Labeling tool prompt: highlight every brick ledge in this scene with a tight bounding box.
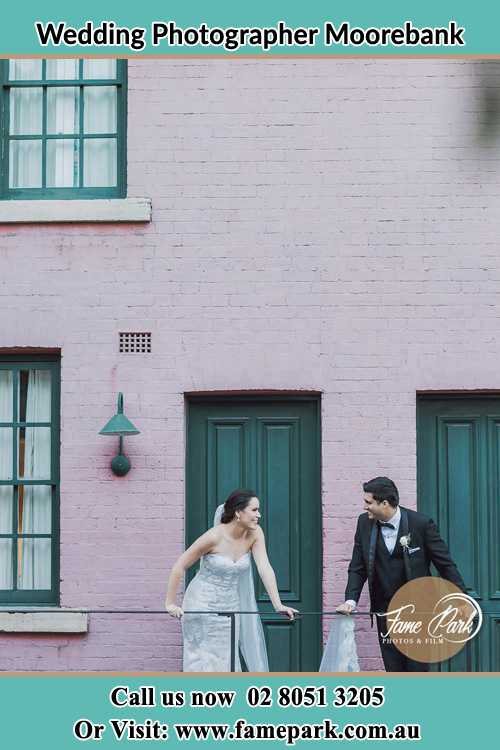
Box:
[0,610,88,633]
[0,198,152,224]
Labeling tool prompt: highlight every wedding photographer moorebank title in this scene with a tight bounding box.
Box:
[34,20,466,53]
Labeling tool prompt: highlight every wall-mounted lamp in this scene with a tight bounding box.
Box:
[99,392,140,476]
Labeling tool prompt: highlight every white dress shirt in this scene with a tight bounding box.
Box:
[379,506,401,554]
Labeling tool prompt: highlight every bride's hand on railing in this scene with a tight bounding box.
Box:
[165,602,184,618]
[275,604,299,621]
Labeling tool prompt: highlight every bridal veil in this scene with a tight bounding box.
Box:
[213,504,268,671]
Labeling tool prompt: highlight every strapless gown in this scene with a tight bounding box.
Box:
[182,552,251,672]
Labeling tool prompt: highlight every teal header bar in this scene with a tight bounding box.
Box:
[0,2,496,56]
[0,674,497,747]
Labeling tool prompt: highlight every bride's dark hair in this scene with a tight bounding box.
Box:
[221,489,257,524]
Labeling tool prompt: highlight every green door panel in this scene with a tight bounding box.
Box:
[417,396,500,671]
[186,396,321,671]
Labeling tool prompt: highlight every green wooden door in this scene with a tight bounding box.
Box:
[186,396,321,671]
[417,396,500,671]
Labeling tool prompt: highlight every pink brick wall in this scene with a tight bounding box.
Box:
[1,59,499,670]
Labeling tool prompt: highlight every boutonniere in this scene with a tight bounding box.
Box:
[400,533,412,552]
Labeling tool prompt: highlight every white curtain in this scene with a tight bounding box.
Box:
[83,86,117,187]
[10,87,42,135]
[0,371,13,589]
[84,138,117,187]
[46,59,79,80]
[83,60,116,79]
[9,60,42,80]
[9,60,118,189]
[84,86,116,134]
[18,370,52,590]
[9,88,43,189]
[46,87,80,188]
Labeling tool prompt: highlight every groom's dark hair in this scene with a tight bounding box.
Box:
[363,476,399,507]
[221,489,257,523]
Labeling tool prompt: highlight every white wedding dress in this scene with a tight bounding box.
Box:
[319,616,360,672]
[181,507,268,672]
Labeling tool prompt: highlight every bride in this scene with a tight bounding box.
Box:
[165,489,297,671]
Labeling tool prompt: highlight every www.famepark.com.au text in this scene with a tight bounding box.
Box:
[173,717,421,744]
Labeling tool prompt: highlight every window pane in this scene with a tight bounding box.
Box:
[10,87,43,135]
[0,486,13,533]
[47,140,80,187]
[9,60,42,81]
[84,86,117,134]
[0,429,13,479]
[47,87,80,134]
[9,140,42,188]
[0,541,13,589]
[18,485,51,534]
[17,538,51,589]
[46,59,79,80]
[19,370,51,422]
[84,138,117,187]
[18,427,51,480]
[0,371,13,422]
[83,60,116,79]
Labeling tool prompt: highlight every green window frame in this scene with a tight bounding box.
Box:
[0,356,60,605]
[0,59,127,199]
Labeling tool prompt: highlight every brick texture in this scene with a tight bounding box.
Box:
[2,59,499,671]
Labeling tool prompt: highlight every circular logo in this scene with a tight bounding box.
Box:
[382,577,482,663]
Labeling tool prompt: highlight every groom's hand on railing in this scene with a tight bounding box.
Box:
[335,601,356,615]
[275,605,299,621]
[165,603,184,618]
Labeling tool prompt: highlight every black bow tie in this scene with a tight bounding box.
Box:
[378,520,395,529]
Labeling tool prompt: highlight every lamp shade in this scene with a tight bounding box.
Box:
[99,393,140,436]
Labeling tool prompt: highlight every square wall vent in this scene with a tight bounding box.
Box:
[119,332,152,354]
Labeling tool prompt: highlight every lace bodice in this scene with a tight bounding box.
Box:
[182,550,265,671]
[198,552,251,589]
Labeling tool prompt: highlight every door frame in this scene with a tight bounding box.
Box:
[184,391,323,667]
[416,392,499,671]
[416,390,500,515]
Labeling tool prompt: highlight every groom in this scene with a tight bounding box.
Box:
[337,476,467,672]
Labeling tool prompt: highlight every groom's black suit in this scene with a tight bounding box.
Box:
[345,506,467,672]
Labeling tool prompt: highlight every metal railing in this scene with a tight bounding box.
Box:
[0,607,375,672]
[182,610,375,672]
